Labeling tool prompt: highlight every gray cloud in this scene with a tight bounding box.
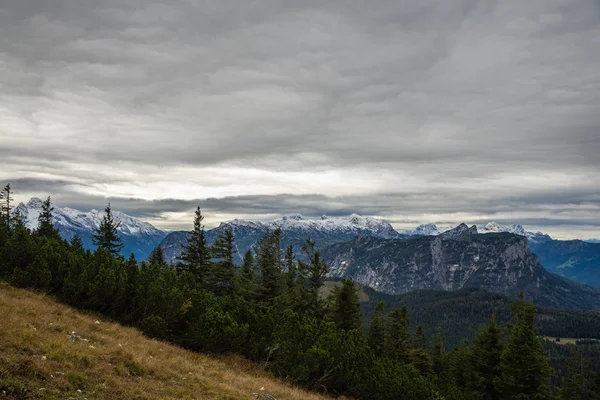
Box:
[1,0,599,238]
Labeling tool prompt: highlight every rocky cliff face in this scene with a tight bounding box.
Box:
[322,233,600,310]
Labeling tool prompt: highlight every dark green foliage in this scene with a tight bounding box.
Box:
[331,278,362,331]
[177,206,211,285]
[468,316,503,400]
[368,302,386,357]
[256,229,283,304]
[497,293,553,399]
[0,183,13,226]
[300,239,329,318]
[92,203,124,257]
[36,196,60,239]
[559,348,599,400]
[210,228,236,296]
[147,245,166,266]
[385,306,411,364]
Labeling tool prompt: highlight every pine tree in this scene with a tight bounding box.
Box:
[411,325,432,375]
[284,244,298,306]
[256,229,283,304]
[177,206,211,285]
[497,293,553,399]
[92,203,123,257]
[560,347,596,400]
[37,196,59,238]
[385,306,411,365]
[241,249,255,282]
[210,228,236,296]
[431,325,446,375]
[368,302,386,357]
[148,245,166,266]
[469,315,503,400]
[331,278,362,331]
[301,238,329,318]
[1,183,13,226]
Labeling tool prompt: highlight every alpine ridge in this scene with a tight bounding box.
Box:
[13,198,167,260]
[321,232,600,310]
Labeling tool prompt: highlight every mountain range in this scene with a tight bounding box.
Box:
[13,198,167,260]
[321,228,600,310]
[13,198,600,295]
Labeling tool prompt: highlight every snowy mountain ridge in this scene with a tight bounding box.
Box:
[13,198,165,237]
[219,213,399,238]
[12,198,167,260]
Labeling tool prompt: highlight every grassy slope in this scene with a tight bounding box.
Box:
[0,283,331,400]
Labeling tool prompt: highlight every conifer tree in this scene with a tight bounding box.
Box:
[560,348,596,400]
[301,238,329,318]
[497,293,553,399]
[148,245,166,266]
[284,244,298,305]
[92,203,123,257]
[411,325,432,375]
[368,301,386,357]
[241,249,255,282]
[177,206,211,284]
[331,278,362,331]
[1,183,13,226]
[385,306,411,365]
[210,228,236,296]
[256,229,283,304]
[37,196,59,238]
[469,315,503,400]
[431,325,446,375]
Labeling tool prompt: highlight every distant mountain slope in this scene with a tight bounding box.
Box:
[321,233,600,310]
[355,285,600,347]
[530,240,600,288]
[401,221,553,243]
[0,282,327,400]
[13,198,167,260]
[160,214,404,262]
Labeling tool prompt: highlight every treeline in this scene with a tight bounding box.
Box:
[1,184,599,399]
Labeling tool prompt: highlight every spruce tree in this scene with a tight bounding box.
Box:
[210,228,236,296]
[284,244,298,306]
[469,315,503,400]
[92,203,123,257]
[148,245,166,266]
[331,278,362,331]
[241,249,255,282]
[1,183,13,226]
[497,293,553,399]
[256,229,283,304]
[37,196,59,238]
[177,206,211,285]
[301,238,329,318]
[385,306,411,365]
[411,325,432,375]
[431,325,446,375]
[368,301,386,357]
[560,348,596,400]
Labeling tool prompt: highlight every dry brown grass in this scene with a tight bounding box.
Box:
[0,282,333,400]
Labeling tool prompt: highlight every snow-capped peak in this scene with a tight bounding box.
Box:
[12,198,165,237]
[480,221,527,236]
[26,197,44,208]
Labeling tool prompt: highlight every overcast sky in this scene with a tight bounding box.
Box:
[1,0,599,238]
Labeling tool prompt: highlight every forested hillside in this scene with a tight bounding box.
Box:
[1,185,599,399]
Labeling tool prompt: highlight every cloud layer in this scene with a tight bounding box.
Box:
[1,0,599,238]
